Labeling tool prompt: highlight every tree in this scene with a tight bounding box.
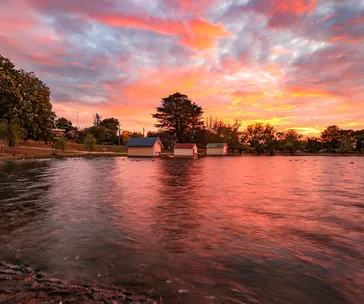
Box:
[131,132,144,138]
[320,125,342,152]
[100,117,119,131]
[283,129,303,155]
[354,130,364,153]
[86,126,106,143]
[306,137,322,153]
[93,113,102,126]
[152,92,203,143]
[147,130,175,148]
[338,129,354,154]
[205,117,242,151]
[53,136,68,151]
[266,132,283,156]
[0,117,25,147]
[55,117,73,132]
[84,133,96,152]
[0,55,55,143]
[241,123,276,156]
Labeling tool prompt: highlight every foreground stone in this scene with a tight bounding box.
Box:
[0,261,156,304]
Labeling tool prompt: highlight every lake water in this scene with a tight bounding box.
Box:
[0,156,363,303]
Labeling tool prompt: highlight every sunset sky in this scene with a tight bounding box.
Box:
[0,0,363,135]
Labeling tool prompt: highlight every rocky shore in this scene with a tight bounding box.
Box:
[0,261,156,304]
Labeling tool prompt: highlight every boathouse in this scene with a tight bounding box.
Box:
[174,143,198,157]
[126,137,163,157]
[206,143,228,155]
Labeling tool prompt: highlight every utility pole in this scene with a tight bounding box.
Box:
[143,127,145,137]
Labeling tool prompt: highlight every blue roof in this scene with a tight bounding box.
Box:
[126,137,162,147]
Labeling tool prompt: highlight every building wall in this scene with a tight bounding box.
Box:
[154,142,162,155]
[128,147,155,156]
[206,147,227,155]
[174,149,194,156]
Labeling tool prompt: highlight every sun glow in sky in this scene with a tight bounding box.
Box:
[1,0,363,135]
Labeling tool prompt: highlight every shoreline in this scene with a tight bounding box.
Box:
[0,261,157,304]
[1,151,363,161]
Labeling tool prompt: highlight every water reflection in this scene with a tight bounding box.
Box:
[0,157,363,303]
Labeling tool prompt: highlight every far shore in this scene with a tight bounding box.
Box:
[1,149,363,162]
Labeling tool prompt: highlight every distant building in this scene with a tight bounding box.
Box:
[125,137,163,157]
[174,143,198,157]
[206,143,228,155]
[51,129,65,139]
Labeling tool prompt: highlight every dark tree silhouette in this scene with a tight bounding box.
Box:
[152,92,203,143]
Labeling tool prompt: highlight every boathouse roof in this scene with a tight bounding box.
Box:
[174,143,197,149]
[126,137,163,147]
[206,143,228,148]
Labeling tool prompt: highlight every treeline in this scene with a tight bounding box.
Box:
[149,92,364,155]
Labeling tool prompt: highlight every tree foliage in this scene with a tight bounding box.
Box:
[0,55,55,143]
[283,129,303,155]
[306,137,322,153]
[53,136,68,151]
[204,117,242,150]
[0,117,25,147]
[84,133,96,152]
[152,92,203,143]
[354,130,364,153]
[320,125,342,152]
[93,113,102,126]
[241,123,276,155]
[100,117,119,131]
[55,117,73,132]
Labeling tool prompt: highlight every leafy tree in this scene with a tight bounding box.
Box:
[266,132,283,156]
[320,125,342,152]
[152,92,203,143]
[283,129,303,155]
[93,113,102,126]
[354,130,364,153]
[86,126,106,143]
[241,123,276,156]
[205,117,242,151]
[53,136,68,151]
[100,117,119,131]
[121,133,130,145]
[0,117,25,147]
[306,137,323,153]
[84,133,96,152]
[338,130,354,154]
[55,117,73,132]
[0,55,55,143]
[147,130,175,148]
[131,132,144,138]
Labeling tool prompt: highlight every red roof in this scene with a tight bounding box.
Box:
[174,143,196,149]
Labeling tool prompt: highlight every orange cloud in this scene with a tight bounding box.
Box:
[272,0,317,14]
[90,13,230,50]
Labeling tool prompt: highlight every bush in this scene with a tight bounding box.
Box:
[84,133,96,152]
[54,136,68,151]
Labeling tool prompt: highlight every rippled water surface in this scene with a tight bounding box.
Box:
[0,157,363,303]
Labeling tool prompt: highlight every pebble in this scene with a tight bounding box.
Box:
[177,289,188,294]
[204,295,215,300]
[63,257,68,261]
[165,280,171,284]
[75,256,80,260]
